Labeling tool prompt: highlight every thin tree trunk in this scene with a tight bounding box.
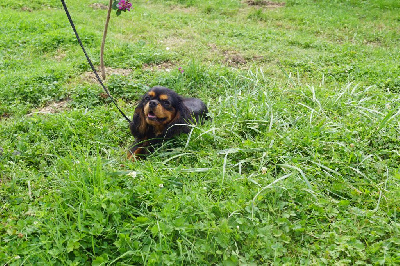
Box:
[100,0,113,80]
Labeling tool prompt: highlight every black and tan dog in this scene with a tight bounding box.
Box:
[128,86,208,160]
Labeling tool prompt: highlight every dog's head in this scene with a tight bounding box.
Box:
[130,86,191,139]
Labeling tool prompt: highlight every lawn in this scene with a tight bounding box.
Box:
[1,0,399,264]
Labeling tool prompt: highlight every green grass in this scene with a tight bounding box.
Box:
[1,0,400,264]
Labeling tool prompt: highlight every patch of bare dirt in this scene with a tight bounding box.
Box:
[207,44,266,67]
[54,54,66,61]
[252,55,266,62]
[224,51,247,66]
[245,0,285,8]
[160,37,187,50]
[90,3,108,10]
[364,39,382,47]
[21,6,33,12]
[207,44,248,67]
[106,67,132,76]
[80,67,132,83]
[28,100,70,116]
[142,61,176,72]
[208,43,219,52]
[54,48,66,61]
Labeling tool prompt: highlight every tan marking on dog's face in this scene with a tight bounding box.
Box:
[144,102,176,127]
[159,94,168,101]
[143,102,151,120]
[148,91,156,97]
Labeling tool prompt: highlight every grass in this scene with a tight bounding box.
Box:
[1,0,400,264]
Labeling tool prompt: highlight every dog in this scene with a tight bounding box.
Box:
[128,86,209,160]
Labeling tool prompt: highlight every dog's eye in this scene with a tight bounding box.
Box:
[162,100,170,106]
[144,96,151,101]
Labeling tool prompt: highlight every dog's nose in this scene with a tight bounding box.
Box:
[149,100,158,108]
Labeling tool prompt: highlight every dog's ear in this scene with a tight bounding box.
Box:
[130,102,148,138]
[163,98,192,138]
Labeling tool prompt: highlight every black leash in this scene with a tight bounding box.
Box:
[60,0,132,123]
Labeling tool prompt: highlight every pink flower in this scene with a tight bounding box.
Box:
[178,67,184,73]
[117,0,132,11]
